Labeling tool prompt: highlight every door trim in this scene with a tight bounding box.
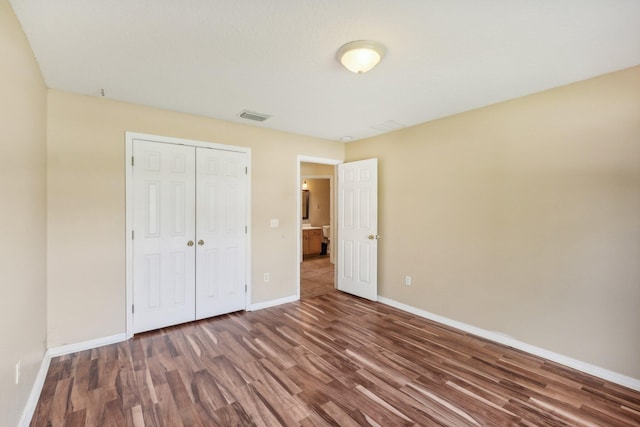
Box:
[296,155,342,300]
[125,132,252,338]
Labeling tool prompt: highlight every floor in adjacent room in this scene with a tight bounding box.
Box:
[300,255,335,298]
[30,291,640,426]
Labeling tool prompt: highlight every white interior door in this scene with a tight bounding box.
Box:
[337,158,378,300]
[132,141,196,333]
[195,147,247,319]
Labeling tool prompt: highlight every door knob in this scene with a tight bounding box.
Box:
[198,240,205,246]
[187,240,194,247]
[368,234,380,240]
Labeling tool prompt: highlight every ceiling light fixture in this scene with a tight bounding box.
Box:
[336,40,385,74]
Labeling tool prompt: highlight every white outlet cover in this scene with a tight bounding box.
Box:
[270,219,279,228]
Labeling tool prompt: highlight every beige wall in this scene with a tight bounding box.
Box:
[346,66,640,378]
[0,0,48,425]
[47,90,344,347]
[301,162,335,176]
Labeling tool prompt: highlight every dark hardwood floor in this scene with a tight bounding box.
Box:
[300,255,335,298]
[31,291,640,426]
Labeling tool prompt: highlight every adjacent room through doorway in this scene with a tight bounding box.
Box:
[300,162,335,298]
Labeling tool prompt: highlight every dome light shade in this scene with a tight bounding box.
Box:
[336,40,385,74]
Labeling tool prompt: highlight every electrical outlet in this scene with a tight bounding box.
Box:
[405,275,412,286]
[263,273,270,283]
[15,360,21,385]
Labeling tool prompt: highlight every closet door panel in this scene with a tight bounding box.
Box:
[132,141,196,333]
[195,148,247,319]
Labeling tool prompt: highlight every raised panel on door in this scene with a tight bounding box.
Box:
[195,147,247,319]
[132,140,196,333]
[337,158,378,301]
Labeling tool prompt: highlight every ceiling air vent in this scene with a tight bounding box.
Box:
[239,110,270,122]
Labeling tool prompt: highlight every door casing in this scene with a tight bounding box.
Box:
[125,132,252,338]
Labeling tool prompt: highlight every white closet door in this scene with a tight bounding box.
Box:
[132,141,196,333]
[195,147,247,319]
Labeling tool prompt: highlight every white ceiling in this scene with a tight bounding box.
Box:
[10,0,640,142]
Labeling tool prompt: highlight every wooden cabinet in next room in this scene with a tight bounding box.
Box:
[303,228,322,256]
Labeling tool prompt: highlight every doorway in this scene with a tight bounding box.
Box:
[336,158,379,301]
[297,157,340,299]
[297,156,379,301]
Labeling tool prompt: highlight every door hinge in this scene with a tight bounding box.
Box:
[132,230,134,240]
[245,225,247,234]
[245,284,247,293]
[131,156,135,166]
[245,166,248,175]
[132,304,135,314]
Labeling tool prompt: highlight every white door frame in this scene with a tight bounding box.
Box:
[296,155,342,300]
[125,132,252,338]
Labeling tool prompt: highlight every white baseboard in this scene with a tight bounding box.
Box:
[18,350,51,427]
[48,333,128,358]
[19,333,128,426]
[378,296,640,392]
[248,295,298,311]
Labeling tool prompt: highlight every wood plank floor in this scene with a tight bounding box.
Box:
[301,256,334,298]
[31,292,640,426]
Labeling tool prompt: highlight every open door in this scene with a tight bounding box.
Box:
[337,158,378,300]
